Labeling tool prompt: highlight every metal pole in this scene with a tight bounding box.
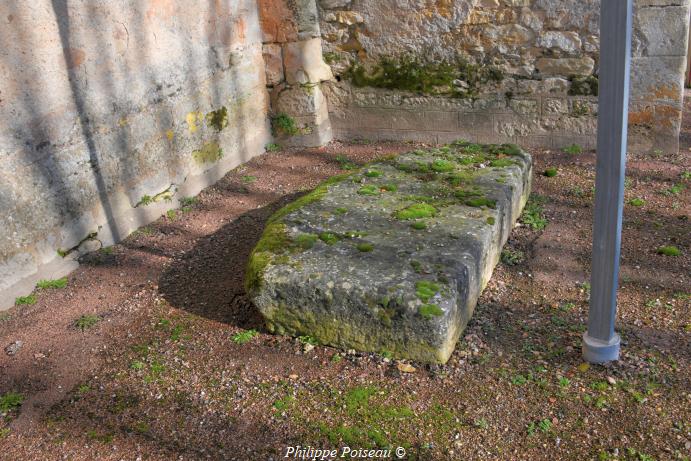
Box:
[583,0,633,363]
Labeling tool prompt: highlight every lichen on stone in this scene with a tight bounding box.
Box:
[206,107,229,131]
[192,142,223,164]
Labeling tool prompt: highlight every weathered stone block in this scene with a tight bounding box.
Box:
[263,44,284,86]
[283,38,334,84]
[247,143,532,363]
[636,6,690,56]
[536,31,582,53]
[536,57,595,76]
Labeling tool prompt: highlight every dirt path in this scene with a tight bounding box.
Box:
[0,126,688,461]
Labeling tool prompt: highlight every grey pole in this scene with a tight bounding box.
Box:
[582,0,633,364]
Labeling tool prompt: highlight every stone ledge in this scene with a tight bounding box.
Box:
[247,142,532,363]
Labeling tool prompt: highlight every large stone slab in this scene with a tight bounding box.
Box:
[246,142,532,363]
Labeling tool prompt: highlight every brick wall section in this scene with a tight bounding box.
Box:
[318,0,690,153]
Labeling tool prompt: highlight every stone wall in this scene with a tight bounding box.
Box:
[258,0,335,147]
[317,0,690,153]
[0,1,271,308]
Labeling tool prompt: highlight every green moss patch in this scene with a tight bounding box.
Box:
[358,185,380,196]
[395,203,437,220]
[347,55,503,98]
[296,234,318,250]
[431,159,455,173]
[416,280,441,302]
[357,243,374,253]
[490,158,516,168]
[319,232,340,245]
[364,170,383,178]
[419,304,443,319]
[464,197,496,209]
[544,167,558,177]
[410,221,427,230]
[657,246,681,256]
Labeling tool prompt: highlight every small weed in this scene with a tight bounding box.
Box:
[266,143,281,152]
[272,113,299,136]
[133,421,150,434]
[538,419,552,433]
[558,377,571,388]
[544,167,558,177]
[657,245,681,256]
[521,196,548,231]
[590,381,609,392]
[664,183,685,196]
[37,277,68,289]
[166,210,177,220]
[486,216,496,225]
[273,395,295,411]
[78,384,91,394]
[474,418,489,430]
[86,430,114,444]
[232,329,258,345]
[681,171,690,181]
[335,207,348,214]
[580,281,591,297]
[298,335,319,346]
[15,295,37,306]
[568,186,586,198]
[563,144,583,155]
[138,195,154,207]
[0,392,24,412]
[381,184,398,192]
[74,314,101,331]
[0,428,9,438]
[500,248,524,266]
[130,361,145,370]
[357,243,374,253]
[242,175,257,183]
[180,196,198,208]
[511,375,528,385]
[335,155,357,170]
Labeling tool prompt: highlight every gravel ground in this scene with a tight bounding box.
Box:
[0,115,689,459]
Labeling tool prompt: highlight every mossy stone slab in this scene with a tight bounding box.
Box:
[246,141,532,363]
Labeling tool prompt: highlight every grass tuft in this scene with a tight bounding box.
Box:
[37,277,68,289]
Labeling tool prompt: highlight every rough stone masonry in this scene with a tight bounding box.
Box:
[247,142,532,363]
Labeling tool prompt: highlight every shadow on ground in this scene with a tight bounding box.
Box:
[158,192,305,328]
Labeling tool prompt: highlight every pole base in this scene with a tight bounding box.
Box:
[582,332,620,364]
